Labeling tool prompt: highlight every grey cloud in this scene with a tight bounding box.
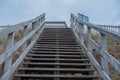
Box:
[0,0,119,25]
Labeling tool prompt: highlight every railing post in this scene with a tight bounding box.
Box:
[38,19,40,25]
[78,23,83,38]
[118,27,120,33]
[100,33,109,75]
[35,21,38,38]
[31,22,37,42]
[78,23,85,44]
[22,25,28,52]
[72,18,75,32]
[81,24,85,44]
[87,27,92,53]
[4,32,14,77]
[70,17,74,30]
[78,23,81,38]
[75,21,79,35]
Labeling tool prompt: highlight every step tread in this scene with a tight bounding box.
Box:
[30,51,84,54]
[15,74,99,78]
[32,48,82,51]
[23,62,92,66]
[27,54,86,57]
[17,68,94,71]
[35,44,80,46]
[33,46,82,49]
[25,57,89,61]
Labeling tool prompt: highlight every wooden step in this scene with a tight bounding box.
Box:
[35,44,81,47]
[27,54,87,58]
[32,48,82,52]
[25,58,89,63]
[15,74,99,79]
[36,43,78,45]
[38,38,76,41]
[37,40,76,43]
[17,68,94,72]
[38,38,76,40]
[17,68,95,75]
[33,46,82,49]
[23,62,92,66]
[25,58,89,62]
[30,51,84,54]
[35,41,77,43]
[29,53,84,56]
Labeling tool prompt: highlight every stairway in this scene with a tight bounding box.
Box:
[14,28,100,80]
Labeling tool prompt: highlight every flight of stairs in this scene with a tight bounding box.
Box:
[14,28,100,80]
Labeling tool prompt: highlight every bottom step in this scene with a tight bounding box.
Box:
[15,74,100,80]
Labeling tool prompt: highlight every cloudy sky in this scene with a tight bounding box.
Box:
[0,0,120,25]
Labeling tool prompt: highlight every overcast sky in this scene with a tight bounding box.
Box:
[0,0,120,25]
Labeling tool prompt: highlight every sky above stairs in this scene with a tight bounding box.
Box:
[0,0,120,25]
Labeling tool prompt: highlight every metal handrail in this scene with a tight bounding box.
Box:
[96,24,120,33]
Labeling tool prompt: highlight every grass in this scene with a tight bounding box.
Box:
[0,36,8,77]
[92,33,120,61]
[0,26,32,78]
[92,33,120,80]
[0,29,23,78]
[0,36,7,55]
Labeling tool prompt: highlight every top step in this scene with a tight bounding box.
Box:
[44,21,68,28]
